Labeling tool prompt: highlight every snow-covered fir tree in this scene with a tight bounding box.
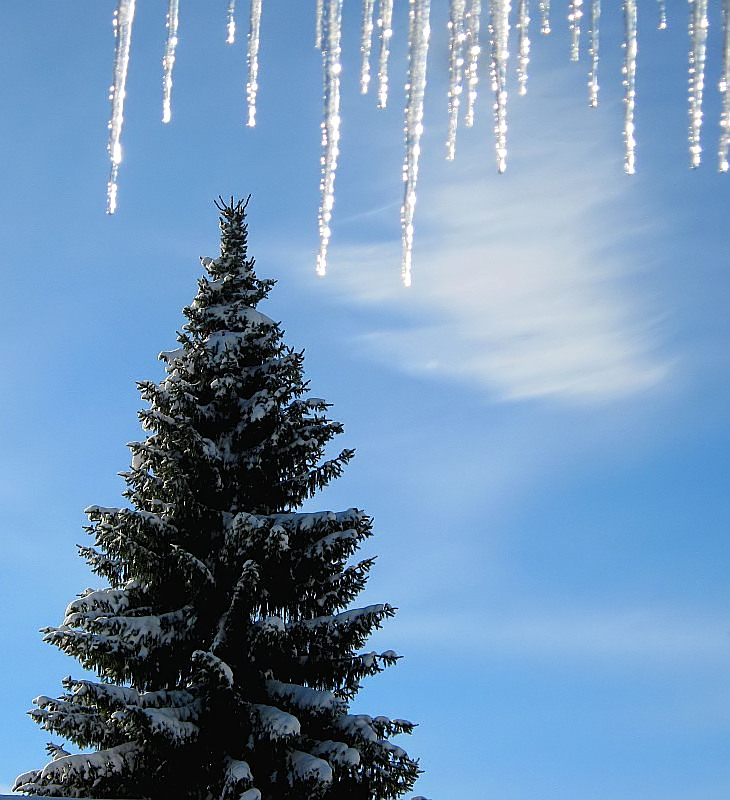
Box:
[14,198,420,800]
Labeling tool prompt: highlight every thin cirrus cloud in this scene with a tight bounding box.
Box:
[323,92,672,406]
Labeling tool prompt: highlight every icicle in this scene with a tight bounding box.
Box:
[106,0,137,215]
[488,0,511,174]
[569,0,583,61]
[315,0,324,49]
[446,0,467,159]
[719,0,730,171]
[360,0,376,93]
[226,0,236,44]
[622,0,637,174]
[316,0,344,277]
[162,0,180,124]
[538,0,551,34]
[517,0,530,96]
[401,0,431,287]
[588,0,601,107]
[246,0,263,127]
[377,0,395,108]
[688,0,709,168]
[657,0,667,31]
[464,0,482,127]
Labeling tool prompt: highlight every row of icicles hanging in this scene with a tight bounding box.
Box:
[107,0,729,287]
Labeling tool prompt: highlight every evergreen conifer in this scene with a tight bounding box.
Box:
[14,198,419,800]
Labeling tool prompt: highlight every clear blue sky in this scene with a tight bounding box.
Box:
[0,3,728,799]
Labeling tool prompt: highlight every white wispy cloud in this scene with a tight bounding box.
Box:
[320,86,671,405]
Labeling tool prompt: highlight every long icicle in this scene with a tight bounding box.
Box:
[464,0,482,127]
[446,0,467,159]
[569,0,583,61]
[316,0,343,277]
[162,0,180,124]
[719,0,730,171]
[226,0,236,43]
[377,0,395,108]
[107,0,137,215]
[489,0,511,174]
[401,0,431,287]
[588,0,601,107]
[246,0,263,127]
[688,0,709,168]
[538,0,551,34]
[622,0,638,174]
[315,0,325,48]
[360,0,376,93]
[517,0,531,96]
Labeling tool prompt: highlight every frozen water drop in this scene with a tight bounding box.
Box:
[517,0,531,96]
[106,0,136,215]
[162,0,180,124]
[226,0,236,43]
[622,0,637,174]
[587,0,601,107]
[246,0,263,128]
[317,0,344,276]
[688,0,709,168]
[569,0,583,61]
[360,0,376,93]
[377,0,395,108]
[718,0,730,171]
[488,0,511,173]
[401,0,431,286]
[464,0,482,127]
[315,0,324,48]
[538,0,551,34]
[446,0,467,159]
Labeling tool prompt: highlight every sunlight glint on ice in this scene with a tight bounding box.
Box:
[102,1,729,284]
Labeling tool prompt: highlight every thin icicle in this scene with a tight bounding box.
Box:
[447,0,467,159]
[401,0,431,287]
[316,0,343,277]
[246,0,263,128]
[657,1,667,30]
[162,0,180,124]
[107,0,136,215]
[315,0,325,48]
[688,0,709,168]
[588,0,601,107]
[360,0,376,93]
[718,0,730,171]
[538,0,551,34]
[464,0,482,127]
[622,0,637,174]
[377,0,395,108]
[488,0,511,174]
[226,0,236,44]
[517,0,530,96]
[569,0,583,61]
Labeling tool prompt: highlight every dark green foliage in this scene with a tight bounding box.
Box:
[15,198,419,800]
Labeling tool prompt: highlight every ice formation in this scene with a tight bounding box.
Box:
[622,0,638,174]
[316,0,343,277]
[227,0,237,44]
[162,0,180,124]
[246,0,263,127]
[103,1,726,283]
[401,0,431,287]
[689,0,709,168]
[106,0,136,215]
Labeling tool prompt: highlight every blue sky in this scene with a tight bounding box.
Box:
[0,2,729,799]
